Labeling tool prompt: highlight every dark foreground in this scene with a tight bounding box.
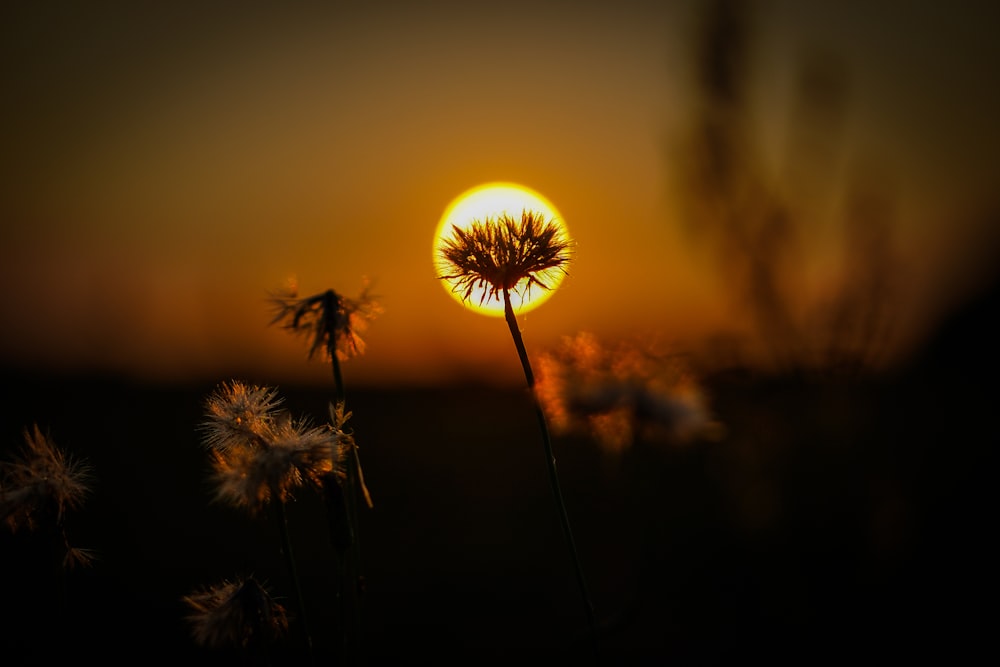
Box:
[1,285,995,665]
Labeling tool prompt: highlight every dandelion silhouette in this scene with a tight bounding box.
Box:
[269,280,381,371]
[268,279,381,665]
[437,210,601,657]
[183,575,290,651]
[536,332,725,453]
[437,210,571,309]
[199,380,344,663]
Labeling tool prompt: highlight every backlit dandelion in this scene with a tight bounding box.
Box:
[199,381,341,514]
[198,380,342,661]
[435,203,599,658]
[437,210,573,312]
[208,416,340,513]
[200,381,284,454]
[184,575,290,650]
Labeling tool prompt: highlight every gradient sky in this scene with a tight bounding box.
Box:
[2,0,998,387]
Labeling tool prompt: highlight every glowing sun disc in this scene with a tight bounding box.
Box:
[433,182,570,317]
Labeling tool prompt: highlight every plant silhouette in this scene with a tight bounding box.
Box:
[269,279,381,666]
[437,210,601,660]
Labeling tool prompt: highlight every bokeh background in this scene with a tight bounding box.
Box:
[2,0,997,663]
[2,0,999,385]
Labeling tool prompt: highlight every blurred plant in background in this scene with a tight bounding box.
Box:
[200,381,341,514]
[536,332,724,454]
[674,0,901,376]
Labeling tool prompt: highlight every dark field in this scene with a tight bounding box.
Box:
[2,282,995,665]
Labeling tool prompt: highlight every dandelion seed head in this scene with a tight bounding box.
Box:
[437,210,573,311]
[268,279,382,362]
[201,385,340,514]
[184,575,289,649]
[201,381,283,453]
[209,430,337,513]
[1,424,92,532]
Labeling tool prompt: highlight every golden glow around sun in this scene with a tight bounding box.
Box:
[433,182,570,317]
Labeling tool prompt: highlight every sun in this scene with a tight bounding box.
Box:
[433,182,570,317]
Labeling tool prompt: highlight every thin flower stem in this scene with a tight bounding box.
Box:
[329,345,346,407]
[322,470,350,664]
[503,289,600,660]
[273,494,315,666]
[51,521,70,627]
[328,347,364,666]
[350,450,373,509]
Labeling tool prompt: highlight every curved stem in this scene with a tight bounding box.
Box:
[503,290,600,659]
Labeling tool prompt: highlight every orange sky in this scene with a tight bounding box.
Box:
[1,1,998,388]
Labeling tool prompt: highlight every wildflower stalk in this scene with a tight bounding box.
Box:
[437,210,600,658]
[326,338,364,666]
[503,289,600,658]
[270,284,379,666]
[199,381,341,664]
[234,428,317,663]
[272,489,316,665]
